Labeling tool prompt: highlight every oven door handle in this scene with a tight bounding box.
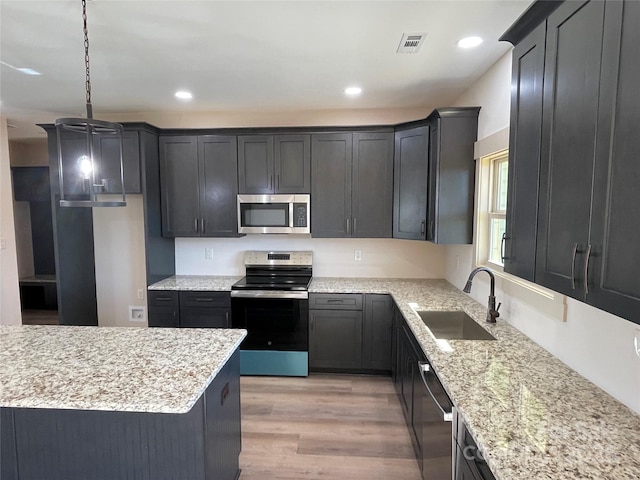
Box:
[230,290,309,299]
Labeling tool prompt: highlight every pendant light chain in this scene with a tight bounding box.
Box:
[82,0,93,118]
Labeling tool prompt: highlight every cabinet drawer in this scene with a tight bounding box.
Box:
[309,293,363,310]
[148,290,179,307]
[179,291,231,308]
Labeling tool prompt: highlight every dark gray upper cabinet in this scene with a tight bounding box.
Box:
[311,133,353,237]
[238,134,310,194]
[311,131,393,238]
[536,0,606,297]
[504,0,640,323]
[352,132,394,238]
[160,136,200,237]
[199,135,239,237]
[587,0,640,320]
[94,130,141,194]
[393,126,429,240]
[426,108,480,244]
[160,135,239,237]
[12,167,51,202]
[503,22,546,281]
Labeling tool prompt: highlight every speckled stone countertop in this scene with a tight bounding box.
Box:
[148,275,242,291]
[0,325,246,414]
[143,275,640,478]
[311,278,640,480]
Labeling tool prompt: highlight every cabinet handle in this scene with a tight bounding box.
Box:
[346,218,350,234]
[310,318,314,331]
[500,232,507,262]
[201,218,205,233]
[194,218,199,233]
[327,299,344,304]
[270,175,273,191]
[276,175,280,191]
[429,220,434,240]
[583,244,592,295]
[420,221,426,235]
[353,218,357,235]
[155,296,173,302]
[571,242,578,290]
[221,382,230,406]
[225,311,229,322]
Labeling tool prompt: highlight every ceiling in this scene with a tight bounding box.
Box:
[0,0,531,139]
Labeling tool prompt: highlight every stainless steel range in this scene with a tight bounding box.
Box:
[231,251,312,376]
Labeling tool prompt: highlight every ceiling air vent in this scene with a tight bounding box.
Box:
[396,33,427,54]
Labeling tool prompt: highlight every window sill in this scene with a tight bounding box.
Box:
[476,262,567,322]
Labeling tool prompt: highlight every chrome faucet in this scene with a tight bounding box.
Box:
[463,267,501,323]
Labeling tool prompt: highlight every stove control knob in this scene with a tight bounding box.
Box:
[268,341,272,346]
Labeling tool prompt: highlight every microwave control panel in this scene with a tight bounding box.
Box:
[293,203,308,227]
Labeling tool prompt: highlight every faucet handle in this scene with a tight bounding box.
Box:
[496,302,501,312]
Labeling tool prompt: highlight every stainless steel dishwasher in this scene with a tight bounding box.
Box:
[417,359,455,479]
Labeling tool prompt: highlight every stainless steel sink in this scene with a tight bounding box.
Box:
[416,310,496,340]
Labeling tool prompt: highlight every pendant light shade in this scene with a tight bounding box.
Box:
[56,0,126,207]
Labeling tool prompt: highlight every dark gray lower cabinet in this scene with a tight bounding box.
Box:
[148,291,231,328]
[309,293,393,372]
[148,290,179,327]
[0,350,242,480]
[309,309,363,370]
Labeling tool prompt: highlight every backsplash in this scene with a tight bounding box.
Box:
[175,236,446,278]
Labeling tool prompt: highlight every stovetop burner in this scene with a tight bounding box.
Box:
[231,251,313,292]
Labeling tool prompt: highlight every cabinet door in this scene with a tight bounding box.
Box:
[393,126,428,240]
[199,135,239,237]
[274,134,310,193]
[148,306,179,327]
[352,132,394,238]
[427,109,479,244]
[95,130,141,194]
[589,0,640,321]
[309,309,362,370]
[238,135,274,194]
[180,307,230,328]
[311,133,352,238]
[504,22,546,281]
[536,0,605,297]
[159,136,200,237]
[362,294,393,371]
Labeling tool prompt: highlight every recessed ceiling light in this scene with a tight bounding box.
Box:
[344,86,362,96]
[175,90,193,100]
[457,36,483,49]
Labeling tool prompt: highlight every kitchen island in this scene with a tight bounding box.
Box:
[0,325,246,480]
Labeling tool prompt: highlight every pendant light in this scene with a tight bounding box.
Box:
[55,0,126,207]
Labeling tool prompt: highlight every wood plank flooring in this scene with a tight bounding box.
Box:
[239,374,422,480]
[21,309,59,325]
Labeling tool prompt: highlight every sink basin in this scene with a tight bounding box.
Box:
[416,310,496,340]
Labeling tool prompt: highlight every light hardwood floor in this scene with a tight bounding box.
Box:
[239,374,422,480]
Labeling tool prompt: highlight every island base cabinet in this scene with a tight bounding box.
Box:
[0,350,242,480]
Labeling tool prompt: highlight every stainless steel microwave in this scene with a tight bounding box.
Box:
[237,194,310,234]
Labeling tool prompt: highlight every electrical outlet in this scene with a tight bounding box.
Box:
[0,238,6,250]
[354,250,362,262]
[205,248,214,260]
[137,289,144,300]
[129,306,146,322]
[634,330,640,358]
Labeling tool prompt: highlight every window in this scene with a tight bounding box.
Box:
[475,149,509,271]
[488,153,508,266]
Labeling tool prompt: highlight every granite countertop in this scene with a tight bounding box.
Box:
[148,275,242,291]
[144,274,640,478]
[0,325,246,414]
[311,278,640,480]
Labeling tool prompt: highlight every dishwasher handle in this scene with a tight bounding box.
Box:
[418,361,453,422]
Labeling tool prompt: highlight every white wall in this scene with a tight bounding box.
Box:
[176,236,446,278]
[93,195,148,327]
[448,53,640,414]
[0,117,22,325]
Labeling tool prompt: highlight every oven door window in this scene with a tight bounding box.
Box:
[240,203,290,228]
[232,298,308,351]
